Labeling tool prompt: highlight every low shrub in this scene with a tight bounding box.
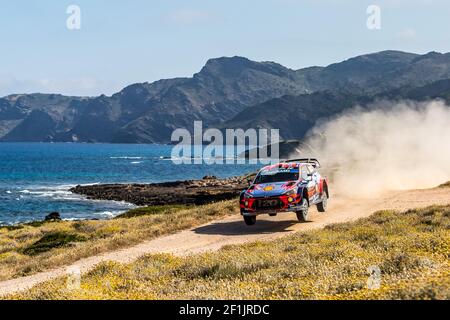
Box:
[22,232,86,256]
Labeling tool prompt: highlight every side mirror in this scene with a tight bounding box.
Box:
[247,179,253,186]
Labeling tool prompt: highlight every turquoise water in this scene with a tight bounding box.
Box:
[0,143,259,224]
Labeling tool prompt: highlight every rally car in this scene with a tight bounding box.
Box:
[239,159,329,226]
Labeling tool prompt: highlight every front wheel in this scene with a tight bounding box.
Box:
[296,198,309,222]
[244,215,257,226]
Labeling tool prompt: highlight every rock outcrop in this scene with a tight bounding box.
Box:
[70,175,253,206]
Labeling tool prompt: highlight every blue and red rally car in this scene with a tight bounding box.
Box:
[239,159,329,225]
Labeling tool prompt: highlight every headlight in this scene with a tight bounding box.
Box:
[284,189,296,196]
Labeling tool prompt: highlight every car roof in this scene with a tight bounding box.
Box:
[260,162,307,171]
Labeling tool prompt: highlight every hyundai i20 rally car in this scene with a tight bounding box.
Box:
[239,159,329,226]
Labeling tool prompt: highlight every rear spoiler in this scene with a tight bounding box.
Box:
[281,158,321,168]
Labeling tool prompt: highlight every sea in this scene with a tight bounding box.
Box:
[0,143,260,225]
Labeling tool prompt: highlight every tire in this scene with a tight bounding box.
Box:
[296,198,309,222]
[244,215,257,226]
[317,193,328,212]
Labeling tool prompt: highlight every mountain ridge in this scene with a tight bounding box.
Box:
[2,50,450,143]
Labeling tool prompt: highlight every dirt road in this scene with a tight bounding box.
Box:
[1,186,449,297]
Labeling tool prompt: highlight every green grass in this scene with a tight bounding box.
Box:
[0,200,238,281]
[0,220,58,232]
[9,205,450,300]
[0,225,24,231]
[114,205,189,219]
[22,232,87,256]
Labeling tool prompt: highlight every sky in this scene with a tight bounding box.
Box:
[0,0,449,97]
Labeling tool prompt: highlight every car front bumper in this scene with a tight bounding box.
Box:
[240,194,303,216]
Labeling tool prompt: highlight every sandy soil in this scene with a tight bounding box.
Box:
[1,186,449,297]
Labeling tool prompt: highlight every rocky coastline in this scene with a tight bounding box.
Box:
[70,175,253,206]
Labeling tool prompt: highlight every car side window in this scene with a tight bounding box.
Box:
[307,165,316,175]
[301,166,309,180]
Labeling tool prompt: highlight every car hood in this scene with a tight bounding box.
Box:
[247,182,297,197]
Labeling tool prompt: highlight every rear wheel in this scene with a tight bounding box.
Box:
[296,198,309,222]
[317,193,328,212]
[244,215,257,226]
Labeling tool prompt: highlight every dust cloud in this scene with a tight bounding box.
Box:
[294,100,450,197]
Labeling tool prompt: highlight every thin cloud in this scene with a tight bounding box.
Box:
[167,9,211,24]
[0,76,122,97]
[396,28,416,40]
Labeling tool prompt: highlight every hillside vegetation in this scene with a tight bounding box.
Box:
[439,181,450,188]
[3,51,450,143]
[9,205,450,300]
[0,201,237,281]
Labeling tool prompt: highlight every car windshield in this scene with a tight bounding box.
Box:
[254,170,299,184]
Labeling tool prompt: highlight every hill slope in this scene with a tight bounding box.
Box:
[220,78,450,141]
[2,51,450,143]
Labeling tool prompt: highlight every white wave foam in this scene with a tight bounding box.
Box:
[17,183,100,200]
[94,211,122,217]
[161,156,195,161]
[110,156,143,160]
